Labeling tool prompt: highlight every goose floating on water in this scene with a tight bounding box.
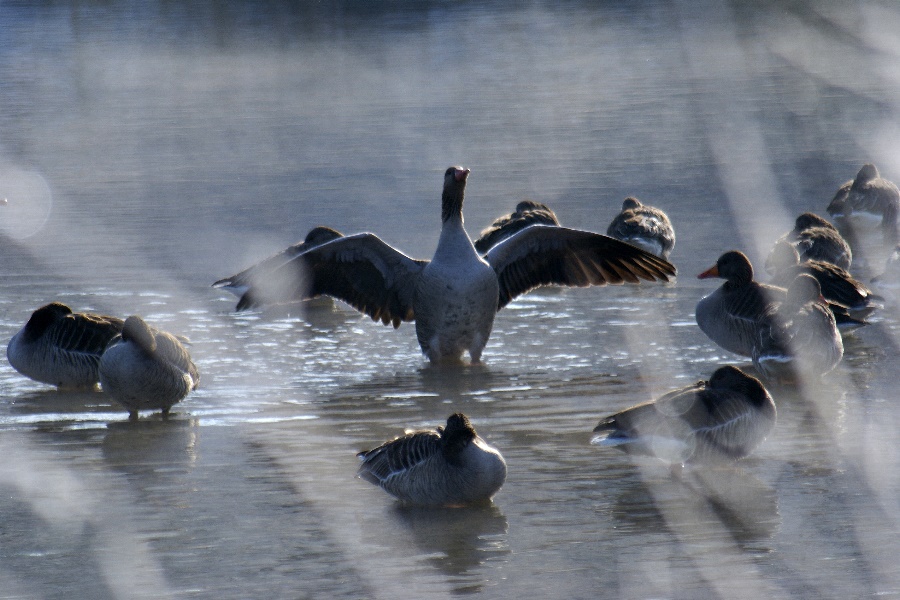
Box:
[591,365,776,465]
[606,197,676,260]
[213,226,343,308]
[696,251,785,358]
[766,212,852,273]
[473,199,560,253]
[226,166,676,363]
[7,302,124,390]
[752,274,843,383]
[357,412,507,506]
[827,163,899,249]
[99,315,200,419]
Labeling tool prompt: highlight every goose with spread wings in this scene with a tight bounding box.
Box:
[228,166,676,363]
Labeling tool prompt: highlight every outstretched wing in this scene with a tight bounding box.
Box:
[212,240,310,297]
[484,225,676,309]
[236,233,428,327]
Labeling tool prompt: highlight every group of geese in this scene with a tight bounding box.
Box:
[5,163,898,507]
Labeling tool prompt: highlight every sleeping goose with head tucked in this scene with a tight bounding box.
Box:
[827,163,899,250]
[591,365,776,465]
[606,196,676,260]
[473,199,560,253]
[225,166,676,363]
[357,412,506,507]
[7,302,124,390]
[766,212,852,274]
[99,315,200,419]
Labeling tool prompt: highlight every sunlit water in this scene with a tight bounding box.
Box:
[2,2,900,598]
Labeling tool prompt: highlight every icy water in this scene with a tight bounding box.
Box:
[2,1,900,598]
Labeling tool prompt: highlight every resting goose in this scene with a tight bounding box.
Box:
[752,274,844,383]
[766,213,852,273]
[606,197,676,260]
[213,226,343,307]
[827,163,899,248]
[357,412,506,506]
[591,365,776,465]
[7,302,124,390]
[695,251,785,357]
[766,239,882,320]
[228,166,676,363]
[99,316,200,419]
[473,200,560,253]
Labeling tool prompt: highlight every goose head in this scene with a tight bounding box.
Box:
[23,302,73,340]
[697,250,755,286]
[441,166,470,223]
[122,315,157,354]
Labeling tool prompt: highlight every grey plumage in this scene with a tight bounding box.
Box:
[766,239,882,320]
[766,212,852,273]
[228,166,676,363]
[827,163,899,247]
[357,413,507,506]
[752,274,844,383]
[99,315,199,419]
[7,302,124,389]
[592,365,776,465]
[606,197,676,259]
[696,251,785,357]
[213,226,343,309]
[473,200,560,253]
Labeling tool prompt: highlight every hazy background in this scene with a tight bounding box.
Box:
[1,1,899,598]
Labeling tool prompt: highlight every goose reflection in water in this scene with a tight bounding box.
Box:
[389,503,509,586]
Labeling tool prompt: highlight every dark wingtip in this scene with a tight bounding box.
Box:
[235,291,258,311]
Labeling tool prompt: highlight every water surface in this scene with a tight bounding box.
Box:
[2,1,900,598]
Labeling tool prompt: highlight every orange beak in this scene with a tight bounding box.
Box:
[697,264,720,279]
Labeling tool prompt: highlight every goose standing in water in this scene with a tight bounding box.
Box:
[473,199,560,253]
[752,274,843,383]
[591,365,776,465]
[213,226,343,309]
[765,212,852,273]
[606,197,676,260]
[226,166,676,363]
[357,413,506,506]
[695,251,784,357]
[827,163,900,250]
[7,302,124,390]
[99,316,200,419]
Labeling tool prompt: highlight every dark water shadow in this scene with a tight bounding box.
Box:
[101,417,200,476]
[388,502,509,595]
[612,463,780,547]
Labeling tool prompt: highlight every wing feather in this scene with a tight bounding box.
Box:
[236,233,427,326]
[52,313,124,357]
[485,225,676,309]
[357,430,442,485]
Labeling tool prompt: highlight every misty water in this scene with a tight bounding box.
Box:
[2,1,900,598]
